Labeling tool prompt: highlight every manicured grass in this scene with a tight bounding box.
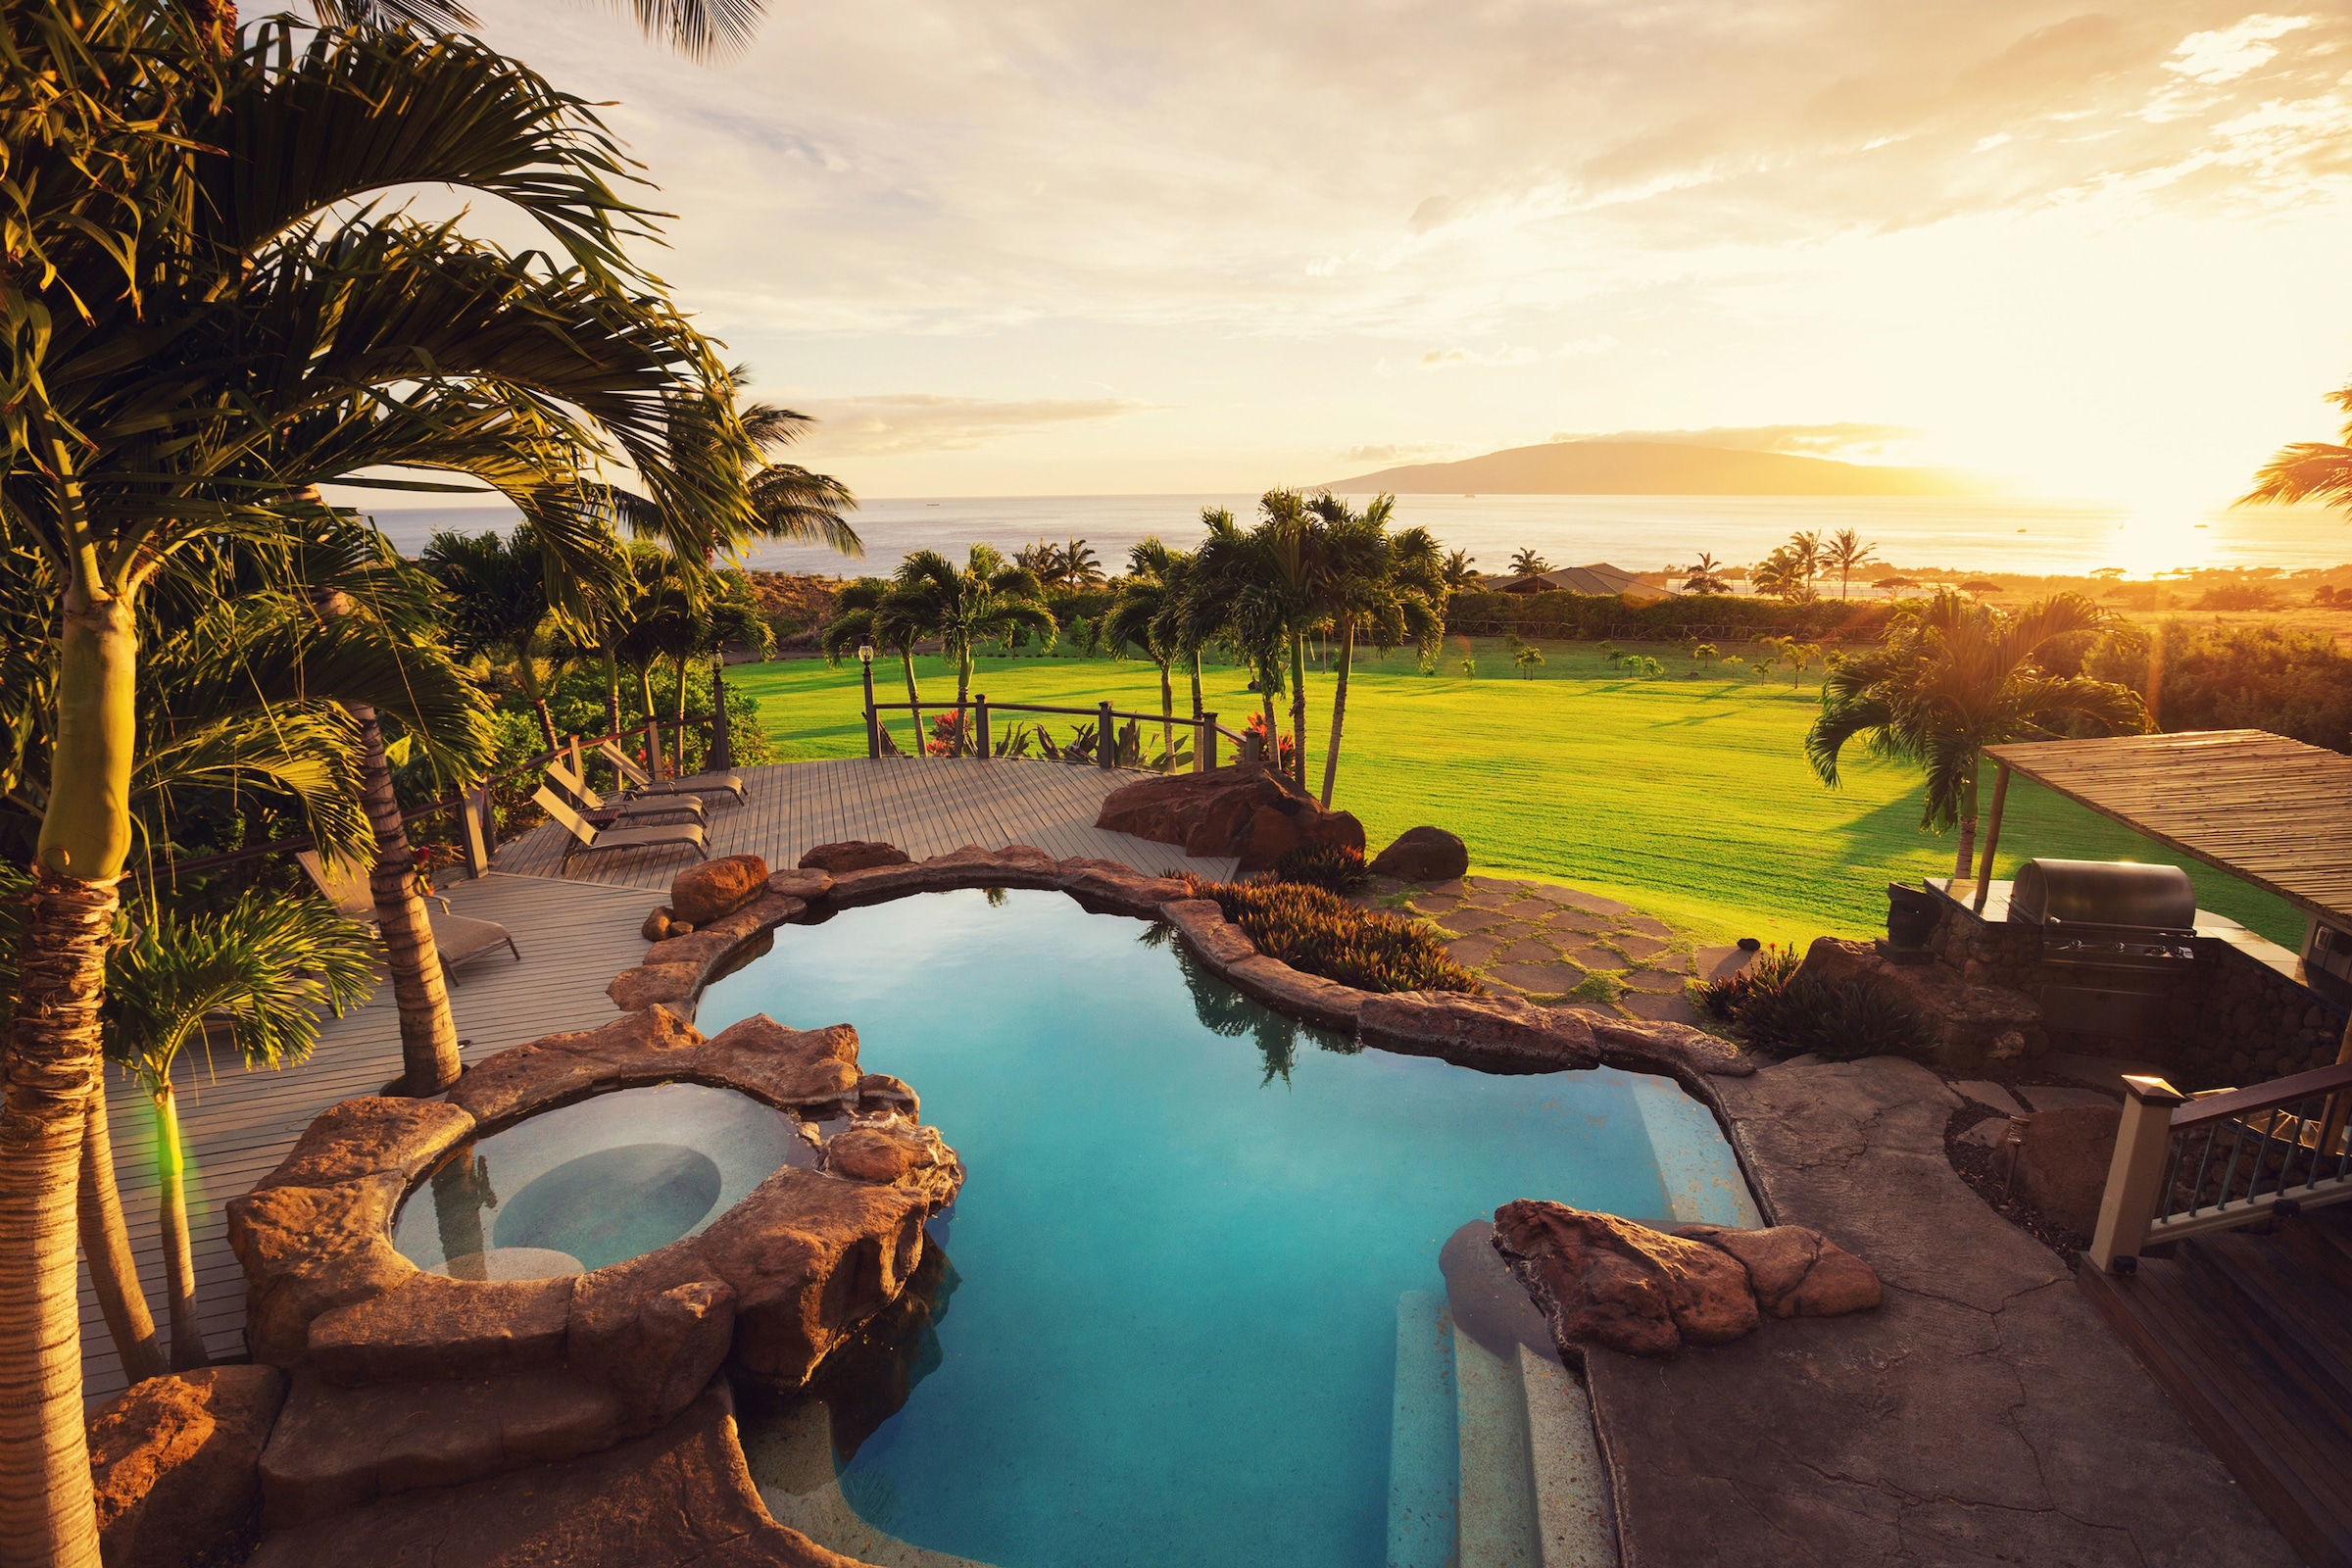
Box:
[727,638,2304,950]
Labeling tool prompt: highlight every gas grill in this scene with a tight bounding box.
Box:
[2010,859,2198,1035]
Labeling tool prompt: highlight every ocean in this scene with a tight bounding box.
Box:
[360,492,2352,582]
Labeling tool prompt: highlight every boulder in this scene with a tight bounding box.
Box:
[245,1383,861,1568]
[605,962,700,1013]
[854,1072,919,1120]
[1095,764,1364,867]
[90,1365,285,1568]
[441,1007,703,1127]
[1492,1200,1759,1356]
[2010,1102,2122,1237]
[799,841,908,873]
[1160,898,1255,969]
[1670,1223,1885,1318]
[1222,954,1365,1030]
[766,868,835,902]
[1370,825,1470,884]
[1793,937,2044,1070]
[1440,1220,1559,1362]
[668,855,769,926]
[640,906,678,942]
[1358,990,1600,1074]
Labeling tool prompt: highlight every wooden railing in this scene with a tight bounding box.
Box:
[860,684,1245,775]
[2089,1064,2352,1271]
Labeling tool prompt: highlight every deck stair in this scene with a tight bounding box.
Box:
[2078,1204,2352,1567]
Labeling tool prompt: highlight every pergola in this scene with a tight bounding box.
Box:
[1971,729,2352,935]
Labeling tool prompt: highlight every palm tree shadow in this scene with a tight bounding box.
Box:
[1143,921,1357,1086]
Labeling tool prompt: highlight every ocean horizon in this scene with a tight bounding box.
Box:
[357,491,2352,582]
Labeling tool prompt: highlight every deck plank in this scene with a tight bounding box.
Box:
[79,758,1229,1403]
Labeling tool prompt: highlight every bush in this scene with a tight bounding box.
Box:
[1179,876,1478,994]
[1277,843,1369,895]
[2084,621,2352,754]
[1690,944,1934,1061]
[1445,589,1893,644]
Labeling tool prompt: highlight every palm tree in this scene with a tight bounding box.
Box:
[2240,377,2352,514]
[1061,539,1106,588]
[1682,551,1732,595]
[1823,530,1877,601]
[1806,591,2151,876]
[312,0,764,61]
[1509,548,1550,578]
[1106,540,1185,760]
[1442,549,1477,587]
[0,18,739,1546]
[822,576,937,755]
[421,525,563,750]
[891,548,1055,749]
[1304,495,1445,806]
[1184,508,1291,765]
[103,892,375,1369]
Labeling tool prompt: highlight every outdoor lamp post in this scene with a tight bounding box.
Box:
[858,642,880,760]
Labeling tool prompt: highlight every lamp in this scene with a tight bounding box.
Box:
[856,642,880,759]
[857,642,874,665]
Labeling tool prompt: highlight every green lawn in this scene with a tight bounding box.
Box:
[726,638,2304,951]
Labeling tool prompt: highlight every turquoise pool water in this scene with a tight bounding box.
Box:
[700,889,1751,1568]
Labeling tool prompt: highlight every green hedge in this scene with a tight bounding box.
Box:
[1444,591,1894,644]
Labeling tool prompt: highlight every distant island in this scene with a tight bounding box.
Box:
[1323,440,1992,496]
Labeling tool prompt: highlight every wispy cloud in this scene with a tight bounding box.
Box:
[1419,346,1541,370]
[795,395,1153,456]
[1552,423,1928,462]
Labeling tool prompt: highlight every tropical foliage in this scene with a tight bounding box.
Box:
[1806,590,2152,875]
[1178,876,1478,994]
[2241,375,2352,517]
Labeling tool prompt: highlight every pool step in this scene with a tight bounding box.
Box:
[1455,1327,1539,1568]
[1519,1348,1617,1568]
[1389,1292,1460,1568]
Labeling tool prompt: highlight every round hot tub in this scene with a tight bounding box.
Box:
[392,1081,802,1280]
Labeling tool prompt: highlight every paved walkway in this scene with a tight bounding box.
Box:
[1588,1056,2296,1567]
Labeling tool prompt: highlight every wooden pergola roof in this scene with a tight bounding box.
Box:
[1982,730,2352,929]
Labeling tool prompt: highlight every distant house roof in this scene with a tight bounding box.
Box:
[1491,563,1669,597]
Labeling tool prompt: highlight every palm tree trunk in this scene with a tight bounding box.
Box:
[150,1083,207,1372]
[2,560,133,1568]
[602,648,623,790]
[1189,652,1203,723]
[1258,662,1280,770]
[1158,659,1173,765]
[1952,772,1981,879]
[78,1091,164,1385]
[956,646,973,756]
[670,654,689,776]
[900,647,923,755]
[1319,618,1355,808]
[352,706,461,1095]
[517,649,557,754]
[1289,630,1309,791]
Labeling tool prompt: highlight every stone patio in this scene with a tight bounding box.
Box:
[1383,874,1749,1025]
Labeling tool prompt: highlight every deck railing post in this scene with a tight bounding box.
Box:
[1098,701,1116,770]
[460,779,493,877]
[710,653,734,772]
[975,694,991,759]
[2090,1074,2188,1272]
[860,661,880,760]
[1201,711,1217,772]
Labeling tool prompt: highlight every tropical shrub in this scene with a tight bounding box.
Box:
[1446,589,1893,643]
[2084,620,2352,754]
[1691,945,1935,1061]
[1277,844,1370,895]
[1179,876,1478,994]
[1242,711,1298,773]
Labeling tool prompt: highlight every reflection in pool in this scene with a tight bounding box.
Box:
[700,888,1757,1568]
[391,1082,799,1279]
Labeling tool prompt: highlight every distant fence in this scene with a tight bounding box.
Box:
[861,681,1245,775]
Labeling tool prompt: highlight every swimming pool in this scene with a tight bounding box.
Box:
[700,888,1754,1568]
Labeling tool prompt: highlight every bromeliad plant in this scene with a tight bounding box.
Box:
[1275,844,1369,896]
[1180,875,1477,994]
[102,892,376,1371]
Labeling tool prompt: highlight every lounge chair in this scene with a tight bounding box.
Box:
[295,851,521,983]
[543,757,707,828]
[598,739,747,807]
[532,786,710,870]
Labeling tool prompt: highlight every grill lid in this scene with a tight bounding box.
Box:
[2010,858,2195,931]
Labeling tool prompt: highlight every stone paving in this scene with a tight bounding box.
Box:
[1368,873,1752,1025]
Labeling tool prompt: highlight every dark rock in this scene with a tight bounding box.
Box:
[799,840,908,873]
[765,868,835,902]
[1370,825,1470,883]
[1671,1223,1884,1318]
[854,1072,918,1120]
[573,1279,739,1432]
[90,1365,284,1568]
[246,1382,861,1568]
[1222,955,1366,1030]
[308,1273,574,1386]
[641,906,676,942]
[1440,1219,1559,1362]
[229,1178,430,1370]
[1794,936,2044,1070]
[1492,1200,1759,1356]
[2011,1102,2122,1237]
[1358,990,1600,1074]
[1161,898,1255,969]
[1241,806,1300,868]
[1096,764,1363,867]
[668,854,769,926]
[606,963,699,1012]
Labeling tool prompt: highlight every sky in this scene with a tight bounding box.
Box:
[380,1,2352,509]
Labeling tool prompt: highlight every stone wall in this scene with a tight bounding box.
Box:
[1927,901,2345,1092]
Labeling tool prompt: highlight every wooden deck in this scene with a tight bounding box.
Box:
[2078,1206,2352,1567]
[490,757,1235,888]
[78,758,1232,1404]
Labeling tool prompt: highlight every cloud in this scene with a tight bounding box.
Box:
[1341,442,1462,464]
[2165,15,2312,83]
[1550,423,1928,462]
[1418,345,1541,369]
[793,394,1153,456]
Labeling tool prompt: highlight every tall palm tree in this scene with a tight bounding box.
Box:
[890,548,1055,750]
[421,525,562,750]
[1303,494,1446,807]
[0,18,737,1551]
[311,0,763,61]
[1823,529,1878,601]
[1509,548,1550,578]
[1106,539,1184,760]
[1806,591,2151,876]
[103,891,375,1370]
[2241,376,2352,516]
[822,576,937,755]
[1060,539,1105,588]
[1442,549,1477,587]
[1185,505,1298,777]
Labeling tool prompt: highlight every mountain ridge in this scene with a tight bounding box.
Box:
[1322,439,1989,496]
